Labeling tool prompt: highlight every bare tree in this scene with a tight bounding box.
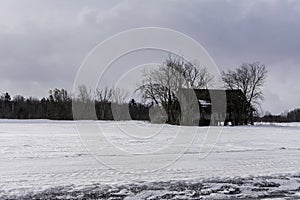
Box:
[95,87,129,104]
[110,87,130,120]
[77,85,93,103]
[94,87,113,120]
[137,55,213,124]
[111,88,129,104]
[73,85,95,120]
[182,61,214,89]
[95,87,113,102]
[221,62,268,124]
[95,87,130,120]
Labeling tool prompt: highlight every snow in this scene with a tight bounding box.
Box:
[0,120,300,199]
[198,99,211,107]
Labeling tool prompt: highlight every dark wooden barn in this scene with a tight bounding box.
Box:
[177,89,251,126]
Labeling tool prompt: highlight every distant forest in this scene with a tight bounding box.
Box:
[0,88,150,121]
[0,88,299,123]
[256,109,300,123]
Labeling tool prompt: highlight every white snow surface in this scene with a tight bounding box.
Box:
[0,120,300,199]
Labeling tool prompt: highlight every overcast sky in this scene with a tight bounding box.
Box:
[0,0,299,114]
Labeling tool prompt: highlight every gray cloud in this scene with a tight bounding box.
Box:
[0,0,299,114]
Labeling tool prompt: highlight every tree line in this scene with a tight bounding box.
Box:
[0,88,150,120]
[256,108,300,123]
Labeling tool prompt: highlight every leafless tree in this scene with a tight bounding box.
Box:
[111,88,129,104]
[95,87,113,103]
[137,55,213,124]
[221,62,268,124]
[77,85,93,103]
[73,85,95,120]
[95,87,130,120]
[94,87,113,120]
[95,87,129,104]
[110,87,130,120]
[182,61,214,89]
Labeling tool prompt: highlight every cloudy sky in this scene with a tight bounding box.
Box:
[0,0,299,114]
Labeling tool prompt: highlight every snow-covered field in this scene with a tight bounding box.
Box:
[0,120,300,199]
